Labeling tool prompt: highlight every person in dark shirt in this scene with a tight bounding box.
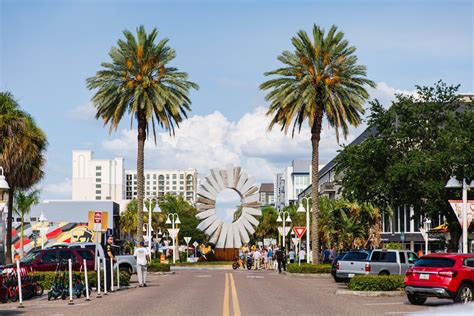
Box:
[275,246,286,274]
[105,235,116,291]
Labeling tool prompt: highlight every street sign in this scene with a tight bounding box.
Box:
[449,200,474,228]
[168,228,180,239]
[184,237,191,244]
[88,211,108,232]
[193,241,199,248]
[292,237,300,247]
[293,227,306,239]
[278,227,291,236]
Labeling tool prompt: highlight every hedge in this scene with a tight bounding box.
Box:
[287,263,332,274]
[148,261,171,272]
[348,275,404,291]
[34,270,130,289]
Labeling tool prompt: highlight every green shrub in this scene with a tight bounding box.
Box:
[148,261,171,272]
[35,270,130,289]
[287,263,331,274]
[384,242,402,250]
[348,275,404,291]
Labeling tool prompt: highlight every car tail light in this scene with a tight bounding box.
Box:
[406,268,413,276]
[365,263,371,272]
[336,262,340,270]
[438,270,457,278]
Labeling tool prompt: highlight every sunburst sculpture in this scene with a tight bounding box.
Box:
[196,165,261,248]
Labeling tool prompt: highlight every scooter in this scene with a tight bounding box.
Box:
[48,261,66,300]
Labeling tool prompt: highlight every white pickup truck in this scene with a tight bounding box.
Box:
[66,242,137,275]
[336,249,418,281]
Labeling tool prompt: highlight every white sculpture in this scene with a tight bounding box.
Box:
[196,165,261,248]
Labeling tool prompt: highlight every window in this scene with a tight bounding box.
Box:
[370,251,396,263]
[96,172,101,176]
[180,174,184,179]
[172,174,177,179]
[96,184,101,188]
[41,252,58,263]
[30,217,37,222]
[59,251,74,261]
[172,186,176,190]
[134,174,137,179]
[180,186,184,191]
[153,174,157,179]
[96,178,101,183]
[147,181,150,185]
[78,250,94,260]
[343,252,369,261]
[173,181,177,185]
[96,190,101,194]
[399,252,406,264]
[464,258,474,268]
[166,175,170,179]
[146,174,150,179]
[96,166,102,170]
[407,252,418,263]
[414,258,455,267]
[96,196,101,200]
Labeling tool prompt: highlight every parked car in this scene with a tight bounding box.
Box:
[1,248,95,272]
[404,253,474,305]
[331,252,347,282]
[66,242,137,275]
[336,249,418,281]
[335,250,371,281]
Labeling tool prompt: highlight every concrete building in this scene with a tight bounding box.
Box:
[259,183,275,206]
[125,169,198,203]
[274,160,311,207]
[72,150,124,201]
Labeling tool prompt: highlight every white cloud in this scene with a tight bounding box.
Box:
[368,82,417,108]
[100,82,409,183]
[67,102,96,121]
[42,178,72,198]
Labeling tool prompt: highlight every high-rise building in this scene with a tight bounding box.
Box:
[259,183,275,206]
[274,160,311,207]
[72,150,124,201]
[124,169,197,203]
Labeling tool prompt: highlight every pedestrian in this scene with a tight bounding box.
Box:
[134,241,151,287]
[329,246,336,262]
[252,248,261,270]
[275,246,286,274]
[268,247,274,270]
[105,235,116,291]
[323,247,330,264]
[288,249,295,264]
[262,248,269,270]
[299,248,306,264]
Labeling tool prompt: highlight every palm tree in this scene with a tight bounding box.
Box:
[260,24,375,263]
[87,26,199,242]
[13,189,40,257]
[0,92,47,263]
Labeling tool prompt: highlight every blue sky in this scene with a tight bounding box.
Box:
[1,0,472,200]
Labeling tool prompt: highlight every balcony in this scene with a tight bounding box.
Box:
[319,181,336,193]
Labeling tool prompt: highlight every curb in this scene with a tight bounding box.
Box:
[282,271,332,278]
[335,289,405,297]
[171,266,232,270]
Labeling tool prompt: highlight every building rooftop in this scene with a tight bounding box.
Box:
[259,183,274,193]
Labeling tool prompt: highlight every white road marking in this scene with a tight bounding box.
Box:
[364,302,404,306]
[385,312,418,315]
[195,274,212,278]
[246,275,264,279]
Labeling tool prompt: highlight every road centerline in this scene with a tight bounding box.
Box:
[229,273,242,316]
[223,273,230,316]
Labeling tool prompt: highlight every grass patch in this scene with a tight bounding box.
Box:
[148,261,171,272]
[287,263,332,274]
[348,275,404,291]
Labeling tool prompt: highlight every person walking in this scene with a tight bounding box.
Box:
[288,249,295,264]
[105,235,116,291]
[268,247,274,270]
[275,246,286,274]
[298,248,306,264]
[134,241,151,287]
[252,248,261,270]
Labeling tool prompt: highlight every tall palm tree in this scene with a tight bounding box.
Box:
[0,92,47,263]
[87,26,199,242]
[13,189,40,256]
[260,24,375,263]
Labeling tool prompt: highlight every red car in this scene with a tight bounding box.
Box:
[1,248,95,272]
[404,253,474,305]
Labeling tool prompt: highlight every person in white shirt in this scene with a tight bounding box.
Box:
[134,241,151,287]
[289,250,295,263]
[252,249,262,270]
[299,249,306,264]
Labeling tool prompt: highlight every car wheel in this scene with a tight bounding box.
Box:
[455,283,473,304]
[378,271,389,276]
[333,276,344,283]
[119,266,131,276]
[407,294,427,305]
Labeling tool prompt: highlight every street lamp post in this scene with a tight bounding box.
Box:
[166,213,180,263]
[297,197,311,263]
[446,176,474,253]
[39,211,49,250]
[144,197,161,256]
[0,167,10,265]
[277,211,291,249]
[422,218,431,255]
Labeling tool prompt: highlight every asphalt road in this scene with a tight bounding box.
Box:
[0,269,462,316]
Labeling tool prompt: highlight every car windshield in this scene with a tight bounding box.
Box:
[414,257,455,267]
[20,252,39,263]
[336,253,347,261]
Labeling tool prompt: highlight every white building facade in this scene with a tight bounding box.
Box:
[72,150,124,201]
[124,169,197,203]
[274,160,311,207]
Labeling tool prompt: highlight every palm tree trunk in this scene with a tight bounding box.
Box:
[136,110,146,242]
[310,112,323,264]
[5,189,14,264]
